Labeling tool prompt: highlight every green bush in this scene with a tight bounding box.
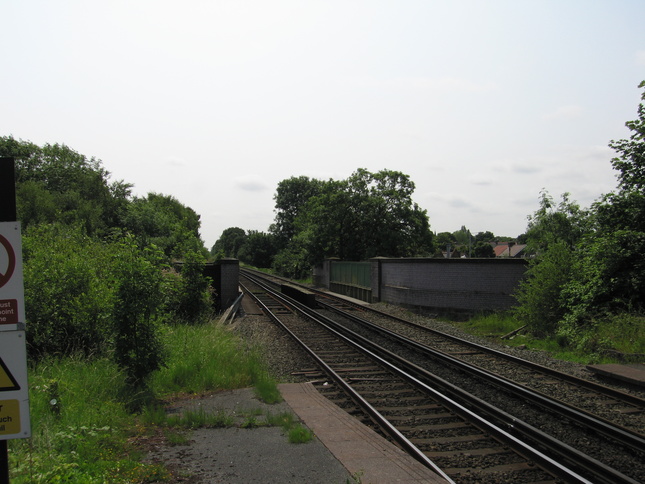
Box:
[513,241,574,336]
[23,224,116,358]
[111,236,167,388]
[176,250,213,323]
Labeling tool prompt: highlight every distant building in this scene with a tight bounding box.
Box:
[492,241,526,258]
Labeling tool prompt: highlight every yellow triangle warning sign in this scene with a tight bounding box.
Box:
[0,357,20,391]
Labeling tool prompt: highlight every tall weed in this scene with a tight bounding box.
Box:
[151,321,280,397]
[9,356,165,483]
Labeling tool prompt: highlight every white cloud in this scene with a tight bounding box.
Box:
[636,50,645,66]
[346,76,496,93]
[235,177,269,192]
[166,157,186,168]
[448,197,475,209]
[542,105,583,120]
[469,177,494,186]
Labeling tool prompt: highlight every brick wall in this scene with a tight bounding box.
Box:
[375,258,527,314]
[202,258,239,310]
[314,258,528,314]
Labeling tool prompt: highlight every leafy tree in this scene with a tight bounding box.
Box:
[15,180,58,227]
[472,241,495,258]
[122,192,206,260]
[271,230,315,280]
[290,169,434,265]
[272,176,324,249]
[0,136,132,234]
[515,81,645,340]
[514,241,574,336]
[524,191,589,255]
[516,233,529,244]
[452,225,472,246]
[435,232,456,248]
[474,231,495,243]
[211,227,247,258]
[23,226,169,385]
[559,81,645,321]
[609,80,645,192]
[237,230,277,268]
[513,192,587,335]
[175,251,213,323]
[111,236,167,388]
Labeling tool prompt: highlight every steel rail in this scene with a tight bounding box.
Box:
[320,293,645,407]
[284,295,639,484]
[307,306,640,484]
[241,274,605,484]
[242,268,645,409]
[239,279,456,483]
[318,298,645,454]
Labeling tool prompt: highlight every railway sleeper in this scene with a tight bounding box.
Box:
[326,365,381,371]
[379,413,462,424]
[423,445,510,457]
[349,387,420,396]
[443,455,535,471]
[614,406,644,414]
[397,421,475,432]
[370,403,447,412]
[413,434,490,445]
[443,461,544,477]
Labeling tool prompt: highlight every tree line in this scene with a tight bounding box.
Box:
[212,169,521,277]
[1,137,213,389]
[213,81,645,354]
[513,81,645,351]
[4,78,642,379]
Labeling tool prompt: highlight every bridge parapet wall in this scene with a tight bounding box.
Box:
[202,258,239,310]
[374,258,527,315]
[315,258,528,315]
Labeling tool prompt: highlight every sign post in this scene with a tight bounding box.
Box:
[0,158,30,484]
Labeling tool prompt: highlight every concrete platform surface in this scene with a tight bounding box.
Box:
[280,382,449,484]
[586,363,645,388]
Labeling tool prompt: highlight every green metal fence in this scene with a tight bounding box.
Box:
[329,261,371,302]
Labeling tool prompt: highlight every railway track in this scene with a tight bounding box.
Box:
[244,269,645,429]
[239,270,645,483]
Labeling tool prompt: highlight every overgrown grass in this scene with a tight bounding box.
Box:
[11,320,287,482]
[592,313,645,356]
[455,312,519,337]
[454,311,645,365]
[9,357,169,483]
[141,403,312,442]
[150,321,279,398]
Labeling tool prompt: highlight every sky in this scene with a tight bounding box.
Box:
[2,1,645,249]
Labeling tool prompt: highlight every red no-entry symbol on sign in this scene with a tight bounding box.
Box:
[0,234,16,289]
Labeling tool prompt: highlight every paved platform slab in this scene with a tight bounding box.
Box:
[279,382,449,484]
[586,363,645,388]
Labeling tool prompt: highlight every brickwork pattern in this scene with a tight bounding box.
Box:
[379,259,527,312]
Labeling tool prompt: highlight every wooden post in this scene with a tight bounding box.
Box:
[0,157,16,484]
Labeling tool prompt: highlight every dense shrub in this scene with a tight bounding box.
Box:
[22,226,214,388]
[514,82,645,347]
[23,224,116,357]
[513,241,574,336]
[111,237,167,387]
[176,250,213,323]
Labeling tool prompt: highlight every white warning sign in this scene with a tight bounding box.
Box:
[0,222,25,330]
